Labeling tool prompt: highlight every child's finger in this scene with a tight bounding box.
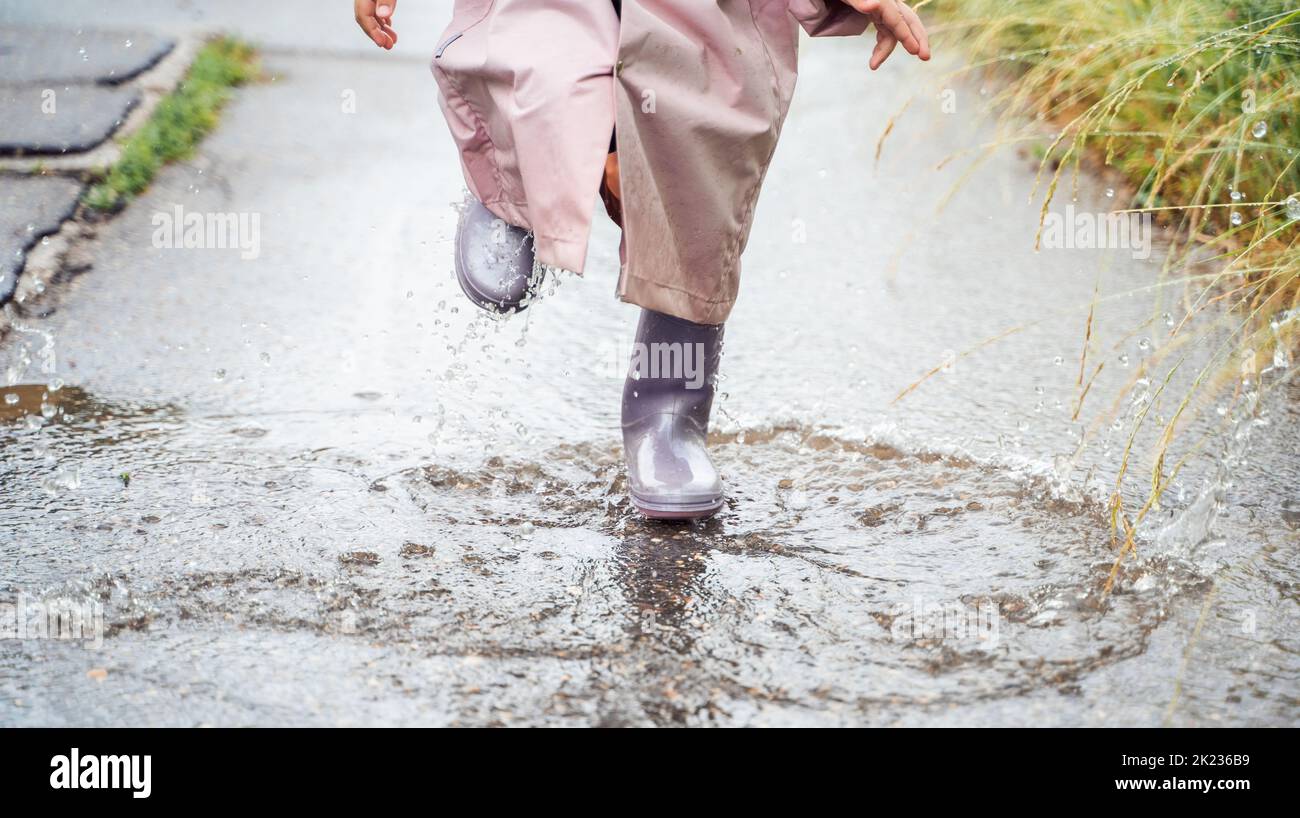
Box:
[878,0,920,56]
[357,14,389,48]
[870,28,898,70]
[377,1,397,23]
[900,3,930,60]
[379,22,398,45]
[358,14,382,46]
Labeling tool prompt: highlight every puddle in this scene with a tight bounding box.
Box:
[1,321,1293,726]
[1,413,1216,725]
[0,336,1293,726]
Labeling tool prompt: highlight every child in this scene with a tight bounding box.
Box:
[354,0,930,520]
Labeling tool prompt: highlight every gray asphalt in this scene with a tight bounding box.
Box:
[0,27,174,153]
[1,26,175,299]
[0,176,81,301]
[0,2,1296,726]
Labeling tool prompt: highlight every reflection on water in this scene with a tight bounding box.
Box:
[0,383,178,428]
[1,384,183,504]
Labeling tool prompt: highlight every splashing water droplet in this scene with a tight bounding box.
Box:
[1252,121,1268,139]
[1285,195,1300,221]
[1105,188,1115,198]
[259,352,271,366]
[214,368,227,381]
[40,465,81,495]
[1231,212,1242,226]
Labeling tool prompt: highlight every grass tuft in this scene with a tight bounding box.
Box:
[926,0,1298,314]
[84,37,259,211]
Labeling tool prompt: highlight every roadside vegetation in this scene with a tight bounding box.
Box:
[84,37,258,211]
[903,0,1298,587]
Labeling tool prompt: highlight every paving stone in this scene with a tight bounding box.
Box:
[0,27,174,86]
[0,83,140,155]
[0,174,82,301]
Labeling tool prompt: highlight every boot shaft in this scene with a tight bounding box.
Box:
[621,309,724,428]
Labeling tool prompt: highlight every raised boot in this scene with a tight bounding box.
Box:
[453,195,542,314]
[621,309,725,520]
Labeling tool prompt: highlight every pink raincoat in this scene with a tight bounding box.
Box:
[432,0,870,324]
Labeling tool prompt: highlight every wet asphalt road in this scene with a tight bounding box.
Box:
[1,3,1297,726]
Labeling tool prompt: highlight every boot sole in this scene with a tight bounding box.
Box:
[630,493,723,521]
[453,215,537,314]
[454,245,526,314]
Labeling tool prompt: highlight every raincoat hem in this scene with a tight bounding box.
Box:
[476,196,591,275]
[619,269,735,326]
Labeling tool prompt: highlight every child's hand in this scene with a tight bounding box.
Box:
[846,0,931,70]
[355,0,398,50]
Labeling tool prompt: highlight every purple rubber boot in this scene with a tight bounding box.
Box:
[621,309,725,520]
[453,195,541,314]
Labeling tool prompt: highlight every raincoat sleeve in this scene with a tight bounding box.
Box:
[788,0,872,37]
